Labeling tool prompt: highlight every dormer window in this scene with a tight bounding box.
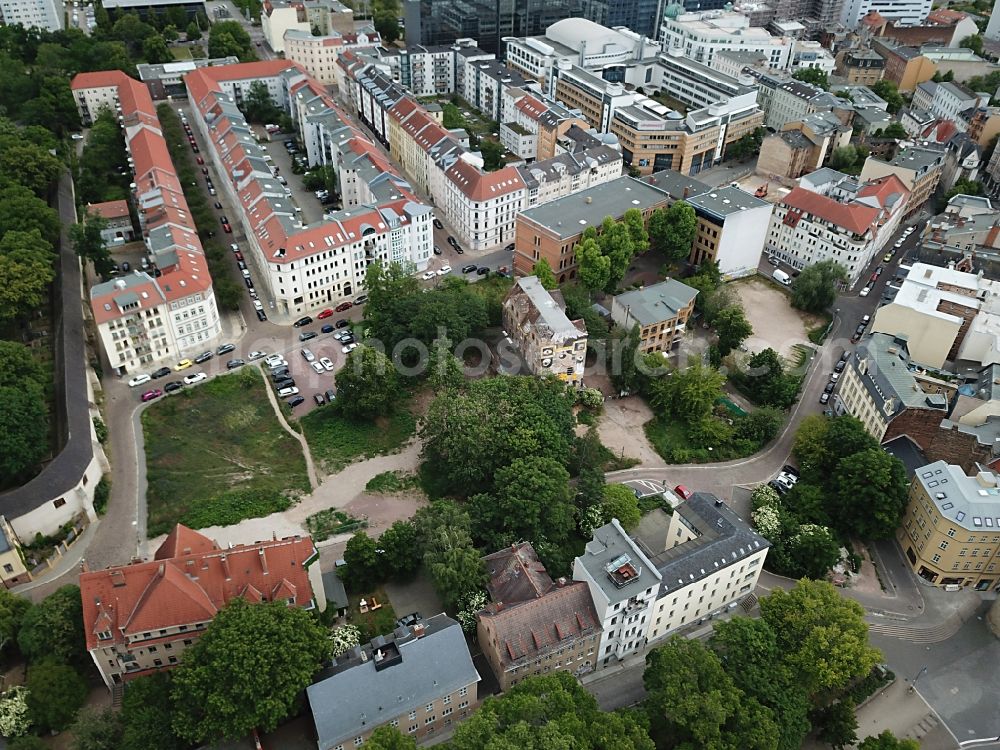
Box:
[98,630,112,640]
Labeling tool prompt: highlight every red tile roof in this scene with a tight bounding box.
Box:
[80,525,319,653]
[445,159,523,201]
[781,186,879,235]
[857,173,909,206]
[926,8,969,25]
[87,200,130,220]
[514,94,547,122]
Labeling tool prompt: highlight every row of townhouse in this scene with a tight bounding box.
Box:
[183,61,433,321]
[337,58,623,251]
[70,71,224,376]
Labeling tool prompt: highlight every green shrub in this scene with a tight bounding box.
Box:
[92,416,108,444]
[176,488,292,533]
[364,471,420,494]
[94,475,110,516]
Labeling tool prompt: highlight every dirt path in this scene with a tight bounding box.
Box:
[261,374,320,491]
[597,398,664,467]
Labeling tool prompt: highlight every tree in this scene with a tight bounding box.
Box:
[575,236,611,294]
[726,127,766,161]
[379,520,421,579]
[714,305,753,356]
[0,126,62,198]
[651,200,697,263]
[644,637,778,750]
[373,10,401,43]
[785,524,841,579]
[208,21,255,60]
[646,357,726,424]
[0,182,60,244]
[940,178,984,209]
[121,673,184,750]
[343,531,383,591]
[141,33,172,63]
[623,207,648,252]
[423,533,485,611]
[0,387,48,483]
[9,738,47,750]
[792,414,830,478]
[0,686,31,738]
[329,624,361,658]
[161,24,180,42]
[0,590,32,658]
[871,79,904,114]
[186,20,201,40]
[70,707,124,750]
[883,121,907,139]
[450,673,655,750]
[961,33,984,55]
[25,661,87,732]
[600,483,641,530]
[736,348,799,409]
[814,700,858,749]
[859,731,921,750]
[70,213,115,277]
[790,259,847,314]
[241,79,281,124]
[334,345,400,420]
[832,448,908,539]
[792,67,828,89]
[830,146,860,171]
[171,599,332,743]
[759,580,881,696]
[532,258,557,289]
[365,725,417,750]
[598,216,636,292]
[441,102,465,129]
[733,407,782,446]
[0,229,55,321]
[17,585,84,667]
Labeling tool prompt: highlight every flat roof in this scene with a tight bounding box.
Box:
[613,279,698,325]
[686,185,770,219]
[916,460,1000,532]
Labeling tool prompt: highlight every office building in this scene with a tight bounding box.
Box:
[101,0,205,22]
[687,186,772,278]
[658,8,795,69]
[839,0,932,28]
[0,0,62,30]
[261,0,356,53]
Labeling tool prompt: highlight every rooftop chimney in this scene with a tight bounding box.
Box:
[412,623,426,638]
[221,554,231,581]
[259,548,269,575]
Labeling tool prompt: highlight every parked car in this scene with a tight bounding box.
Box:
[265,354,286,368]
[128,373,152,387]
[421,271,435,280]
[453,243,464,254]
[256,309,268,322]
[335,301,353,312]
[447,236,457,247]
[325,389,337,402]
[317,308,334,319]
[834,360,846,373]
[824,381,835,394]
[476,266,490,275]
[782,464,799,478]
[859,286,871,297]
[227,359,245,370]
[336,318,350,328]
[884,252,893,262]
[217,343,236,355]
[299,331,317,341]
[504,243,515,252]
[248,350,267,360]
[354,295,367,305]
[313,393,325,405]
[183,372,207,385]
[151,367,171,379]
[194,350,213,364]
[319,357,334,371]
[674,485,693,500]
[214,201,223,209]
[310,362,325,374]
[433,245,443,255]
[287,395,305,408]
[436,266,451,276]
[461,264,477,273]
[301,348,315,362]
[164,381,184,393]
[293,316,313,327]
[278,386,300,397]
[768,479,788,495]
[141,389,162,402]
[819,392,830,404]
[274,378,295,390]
[174,359,193,371]
[342,342,360,354]
[321,324,335,334]
[433,218,443,229]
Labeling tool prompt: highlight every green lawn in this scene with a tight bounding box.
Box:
[299,407,416,474]
[365,470,421,494]
[305,508,366,542]
[142,368,310,537]
[170,46,193,60]
[645,416,760,464]
[348,588,398,642]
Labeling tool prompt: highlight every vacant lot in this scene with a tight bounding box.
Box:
[142,368,310,537]
[299,407,417,474]
[732,275,824,358]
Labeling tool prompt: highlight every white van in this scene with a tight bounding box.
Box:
[772,269,791,286]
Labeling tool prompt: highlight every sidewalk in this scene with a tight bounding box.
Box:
[12,520,100,599]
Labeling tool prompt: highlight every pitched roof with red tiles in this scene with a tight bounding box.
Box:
[857,173,910,206]
[80,524,319,652]
[483,543,555,604]
[87,200,130,220]
[781,186,879,235]
[444,159,524,201]
[515,94,547,123]
[926,8,969,25]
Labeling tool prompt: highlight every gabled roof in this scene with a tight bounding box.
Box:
[86,200,130,220]
[781,186,879,235]
[155,524,218,560]
[483,543,555,604]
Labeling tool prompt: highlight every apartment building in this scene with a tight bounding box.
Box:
[307,615,480,749]
[659,8,794,69]
[837,333,952,443]
[875,43,936,92]
[642,494,769,644]
[0,0,62,29]
[0,516,31,589]
[765,169,909,285]
[897,461,1000,591]
[513,176,672,280]
[86,200,135,245]
[836,48,886,85]
[185,61,433,321]
[501,276,588,385]
[573,519,662,668]
[283,29,380,85]
[751,75,850,132]
[72,70,223,376]
[477,543,601,691]
[757,112,853,180]
[860,143,945,218]
[136,57,242,100]
[687,186,772,278]
[261,0,355,53]
[610,280,698,355]
[80,524,324,688]
[871,262,1000,369]
[914,80,984,125]
[839,0,932,28]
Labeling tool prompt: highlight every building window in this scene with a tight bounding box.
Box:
[409,711,416,721]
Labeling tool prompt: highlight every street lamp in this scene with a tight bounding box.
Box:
[908,665,928,693]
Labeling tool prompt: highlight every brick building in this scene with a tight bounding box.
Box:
[610,280,698,356]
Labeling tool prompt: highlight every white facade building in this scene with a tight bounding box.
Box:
[765,168,910,285]
[283,29,380,85]
[0,0,62,31]
[838,0,933,28]
[659,9,794,70]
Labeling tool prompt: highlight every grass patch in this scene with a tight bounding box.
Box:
[300,407,416,474]
[365,470,421,494]
[142,368,310,537]
[170,46,193,60]
[305,508,367,542]
[347,589,398,642]
[645,416,764,464]
[807,313,833,344]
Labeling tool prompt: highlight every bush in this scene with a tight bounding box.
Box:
[178,487,291,531]
[93,475,110,516]
[92,417,108,444]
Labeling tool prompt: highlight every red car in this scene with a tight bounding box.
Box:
[871,271,879,282]
[673,484,693,500]
[223,223,232,233]
[334,301,353,312]
[141,389,162,402]
[196,156,204,165]
[316,308,334,319]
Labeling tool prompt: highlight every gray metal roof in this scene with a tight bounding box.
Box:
[307,615,479,750]
[641,493,770,598]
[577,519,662,604]
[916,460,1000,532]
[613,279,698,326]
[509,276,585,342]
[686,185,770,220]
[518,176,670,239]
[852,333,951,416]
[881,435,928,479]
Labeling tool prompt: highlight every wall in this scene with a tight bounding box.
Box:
[870,303,961,369]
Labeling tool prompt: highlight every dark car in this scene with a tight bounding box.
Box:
[782,464,799,478]
[237,261,247,270]
[201,167,209,175]
[476,266,490,276]
[217,343,236,355]
[121,261,131,272]
[256,309,268,322]
[855,324,866,336]
[151,366,171,379]
[214,201,223,209]
[447,236,457,247]
[840,350,850,362]
[876,265,885,276]
[433,218,443,229]
[321,323,335,334]
[768,479,789,496]
[834,360,846,373]
[245,278,254,289]
[271,371,291,383]
[336,318,350,328]
[433,246,443,255]
[824,382,835,394]
[287,395,305,408]
[299,331,317,342]
[396,612,422,628]
[194,350,213,364]
[164,381,184,393]
[226,358,245,370]
[293,316,313,327]
[325,388,337,402]
[504,243,515,252]
[453,244,464,254]
[220,216,228,225]
[461,264,477,273]
[275,378,295,390]
[820,392,830,405]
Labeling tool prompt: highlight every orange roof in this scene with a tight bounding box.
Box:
[80,524,319,652]
[861,10,887,26]
[926,8,968,25]
[515,95,547,122]
[445,159,523,201]
[781,186,878,235]
[87,200,130,220]
[857,173,910,205]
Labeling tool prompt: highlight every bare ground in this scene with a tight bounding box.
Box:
[731,276,822,358]
[597,397,664,468]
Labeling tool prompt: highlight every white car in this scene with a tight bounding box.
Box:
[320,357,334,371]
[859,286,871,297]
[183,372,207,385]
[311,362,325,374]
[437,265,452,276]
[253,300,263,311]
[241,269,251,279]
[277,386,300,397]
[265,355,285,368]
[342,342,360,354]
[128,373,152,387]
[248,350,267,360]
[230,243,239,252]
[71,133,84,141]
[421,271,436,280]
[830,371,840,382]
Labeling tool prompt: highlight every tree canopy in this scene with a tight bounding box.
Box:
[792,67,828,89]
[790,260,847,314]
[17,585,85,667]
[649,201,697,263]
[170,599,331,743]
[333,345,401,420]
[26,661,87,732]
[207,20,256,60]
[120,673,185,750]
